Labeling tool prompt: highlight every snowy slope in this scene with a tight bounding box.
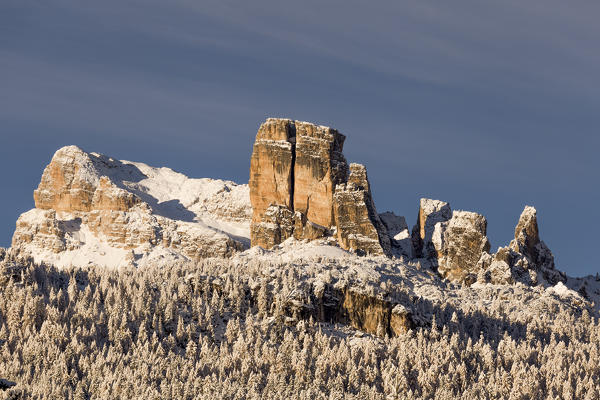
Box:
[10,146,252,268]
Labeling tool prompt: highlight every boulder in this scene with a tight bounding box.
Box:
[333,164,391,256]
[411,198,452,258]
[432,210,491,284]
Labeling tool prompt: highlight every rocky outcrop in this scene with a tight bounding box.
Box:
[408,200,563,286]
[249,118,389,256]
[280,281,417,337]
[11,146,251,268]
[432,211,491,284]
[250,205,295,249]
[511,206,550,266]
[478,206,565,285]
[379,212,413,258]
[337,287,415,336]
[411,198,452,259]
[333,164,390,255]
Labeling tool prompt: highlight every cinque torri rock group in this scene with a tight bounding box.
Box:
[5,117,566,289]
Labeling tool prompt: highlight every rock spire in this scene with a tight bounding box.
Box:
[249,118,390,255]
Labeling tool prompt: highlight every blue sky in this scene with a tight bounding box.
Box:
[1,1,599,276]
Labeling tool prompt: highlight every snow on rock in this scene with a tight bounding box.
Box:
[478,206,565,286]
[433,210,491,285]
[379,211,413,258]
[11,145,252,268]
[333,163,391,256]
[248,118,390,256]
[411,198,452,259]
[546,281,581,299]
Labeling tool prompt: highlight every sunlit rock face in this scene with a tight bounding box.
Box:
[293,121,348,228]
[432,210,491,284]
[12,145,251,268]
[248,118,390,255]
[248,118,296,227]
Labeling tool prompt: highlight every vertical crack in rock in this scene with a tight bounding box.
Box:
[289,121,296,211]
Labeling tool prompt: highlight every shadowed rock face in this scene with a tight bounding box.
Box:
[334,164,391,255]
[249,118,389,255]
[379,212,413,258]
[411,198,452,259]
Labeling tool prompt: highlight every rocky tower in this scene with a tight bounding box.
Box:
[478,206,565,285]
[249,118,390,255]
[334,164,391,255]
[248,119,296,224]
[432,210,491,284]
[411,198,452,259]
[293,121,348,228]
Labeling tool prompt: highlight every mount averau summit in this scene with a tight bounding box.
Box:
[7,118,566,289]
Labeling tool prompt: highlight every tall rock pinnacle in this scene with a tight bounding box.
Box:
[249,118,390,255]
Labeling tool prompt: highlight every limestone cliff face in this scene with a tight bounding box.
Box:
[293,121,348,228]
[11,146,251,268]
[248,118,295,226]
[280,280,417,337]
[33,146,100,212]
[249,118,390,255]
[333,164,391,255]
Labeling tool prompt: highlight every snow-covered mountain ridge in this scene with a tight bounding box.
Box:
[10,145,251,269]
[0,118,600,334]
[3,124,599,328]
